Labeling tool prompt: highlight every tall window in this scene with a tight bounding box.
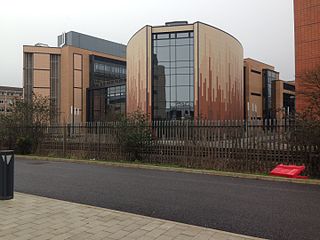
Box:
[263,69,278,119]
[152,31,194,120]
[50,54,61,124]
[23,53,33,103]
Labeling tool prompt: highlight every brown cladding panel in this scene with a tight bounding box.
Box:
[194,23,199,119]
[197,23,244,120]
[74,54,83,70]
[127,26,150,116]
[34,54,50,69]
[33,88,50,97]
[33,70,50,88]
[74,70,82,88]
[74,88,82,109]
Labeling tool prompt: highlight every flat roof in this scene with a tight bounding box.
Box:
[58,31,126,58]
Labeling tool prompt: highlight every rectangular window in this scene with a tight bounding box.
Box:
[176,75,190,86]
[283,83,295,91]
[89,55,126,88]
[251,92,261,96]
[177,32,189,38]
[157,39,170,47]
[251,69,261,75]
[176,38,190,46]
[157,33,170,39]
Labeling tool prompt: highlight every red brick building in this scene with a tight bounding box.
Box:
[294,0,320,112]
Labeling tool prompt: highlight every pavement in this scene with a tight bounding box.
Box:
[0,193,263,240]
[14,158,320,240]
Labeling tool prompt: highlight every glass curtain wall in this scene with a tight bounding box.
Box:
[87,55,126,122]
[263,69,278,119]
[152,31,194,120]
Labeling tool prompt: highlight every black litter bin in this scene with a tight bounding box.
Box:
[0,150,14,200]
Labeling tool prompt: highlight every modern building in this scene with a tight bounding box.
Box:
[244,58,295,119]
[0,86,23,115]
[244,58,279,119]
[23,31,126,124]
[294,0,320,112]
[127,21,244,121]
[273,80,295,119]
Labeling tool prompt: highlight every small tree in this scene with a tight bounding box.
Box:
[290,67,320,177]
[297,66,320,119]
[0,94,50,153]
[291,67,320,146]
[116,110,152,161]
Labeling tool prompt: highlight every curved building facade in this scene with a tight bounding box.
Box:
[127,22,243,120]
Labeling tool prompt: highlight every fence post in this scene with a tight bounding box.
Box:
[63,125,67,157]
[98,122,101,158]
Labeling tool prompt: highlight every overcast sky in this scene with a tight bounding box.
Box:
[0,0,294,87]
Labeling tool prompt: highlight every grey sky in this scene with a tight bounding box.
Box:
[0,0,294,87]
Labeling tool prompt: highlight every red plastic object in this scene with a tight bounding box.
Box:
[270,164,308,179]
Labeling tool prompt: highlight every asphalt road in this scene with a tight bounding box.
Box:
[15,158,320,240]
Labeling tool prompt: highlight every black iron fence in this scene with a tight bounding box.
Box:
[25,119,320,178]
